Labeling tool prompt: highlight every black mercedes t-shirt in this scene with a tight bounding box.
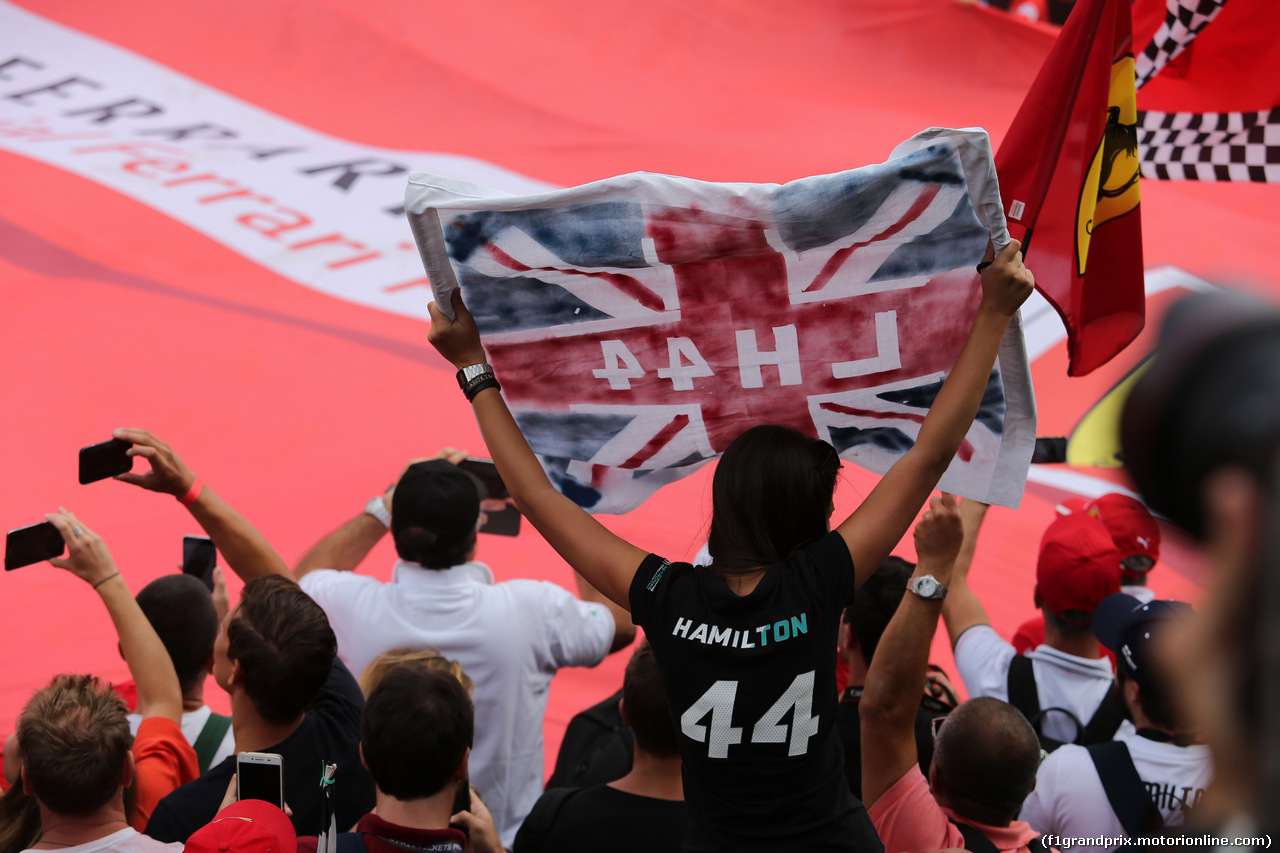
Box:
[144,658,375,842]
[630,532,884,853]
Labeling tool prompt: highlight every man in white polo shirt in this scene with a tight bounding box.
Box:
[942,499,1122,749]
[293,450,635,847]
[1020,594,1212,851]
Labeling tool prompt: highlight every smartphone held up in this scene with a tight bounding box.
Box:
[78,438,133,485]
[457,458,521,537]
[236,752,284,809]
[181,535,217,591]
[5,522,65,571]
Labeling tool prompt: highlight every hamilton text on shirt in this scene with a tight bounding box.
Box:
[671,614,809,648]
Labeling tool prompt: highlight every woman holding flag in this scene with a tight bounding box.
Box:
[427,239,1033,851]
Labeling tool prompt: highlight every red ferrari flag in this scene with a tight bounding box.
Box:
[996,0,1143,377]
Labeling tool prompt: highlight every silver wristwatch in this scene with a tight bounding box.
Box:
[364,495,391,530]
[907,574,948,601]
[457,363,495,388]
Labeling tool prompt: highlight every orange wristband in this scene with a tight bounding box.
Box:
[178,476,204,507]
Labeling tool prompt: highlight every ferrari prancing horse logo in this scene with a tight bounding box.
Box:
[1076,54,1140,276]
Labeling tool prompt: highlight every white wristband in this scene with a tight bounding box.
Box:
[364,495,391,529]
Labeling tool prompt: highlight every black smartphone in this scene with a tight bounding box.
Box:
[181,535,217,591]
[79,439,133,485]
[236,752,284,808]
[1031,436,1068,465]
[480,503,521,537]
[452,778,471,838]
[457,459,521,536]
[457,458,509,500]
[5,522,65,571]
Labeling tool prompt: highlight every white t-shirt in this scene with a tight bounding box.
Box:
[127,705,234,769]
[1121,584,1156,604]
[300,560,615,847]
[955,625,1114,744]
[21,827,182,852]
[1020,723,1214,851]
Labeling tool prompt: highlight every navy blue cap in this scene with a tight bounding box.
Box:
[1093,593,1193,687]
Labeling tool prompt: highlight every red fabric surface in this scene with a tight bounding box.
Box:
[1,0,1270,773]
[1135,0,1280,114]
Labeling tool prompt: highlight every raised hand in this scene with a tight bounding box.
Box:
[111,428,196,497]
[211,567,230,624]
[44,508,119,588]
[427,288,488,370]
[979,239,1035,318]
[384,449,467,513]
[911,493,964,581]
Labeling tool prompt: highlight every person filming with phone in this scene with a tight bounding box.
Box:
[99,429,375,843]
[294,662,503,853]
[13,509,195,851]
[291,448,635,846]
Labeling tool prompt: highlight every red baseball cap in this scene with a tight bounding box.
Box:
[1036,512,1122,619]
[184,799,297,853]
[1057,493,1161,566]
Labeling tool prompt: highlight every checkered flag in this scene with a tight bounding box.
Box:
[1137,107,1280,182]
[1134,0,1231,89]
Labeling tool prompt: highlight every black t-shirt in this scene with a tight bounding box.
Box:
[546,688,634,790]
[144,658,375,842]
[836,686,949,800]
[630,532,884,853]
[513,785,688,853]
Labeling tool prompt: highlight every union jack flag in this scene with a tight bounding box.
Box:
[407,130,1035,513]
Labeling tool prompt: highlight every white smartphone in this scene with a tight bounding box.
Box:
[236,752,284,809]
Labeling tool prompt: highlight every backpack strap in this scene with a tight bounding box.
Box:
[512,787,582,853]
[1080,694,1126,745]
[1006,655,1040,721]
[1086,741,1166,839]
[192,712,232,774]
[1008,656,1092,752]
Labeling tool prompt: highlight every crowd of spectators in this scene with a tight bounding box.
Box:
[2,263,1276,852]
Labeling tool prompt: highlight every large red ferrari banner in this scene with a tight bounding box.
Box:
[0,3,551,322]
[0,0,1273,783]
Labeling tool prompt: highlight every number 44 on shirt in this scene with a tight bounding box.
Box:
[681,670,819,759]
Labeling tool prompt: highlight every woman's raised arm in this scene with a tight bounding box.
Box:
[428,289,648,609]
[835,240,1034,588]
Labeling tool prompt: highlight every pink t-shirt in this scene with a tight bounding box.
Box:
[869,766,1051,853]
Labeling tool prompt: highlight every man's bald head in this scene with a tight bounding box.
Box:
[933,697,1041,825]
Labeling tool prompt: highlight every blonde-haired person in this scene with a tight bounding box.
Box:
[359,648,474,697]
